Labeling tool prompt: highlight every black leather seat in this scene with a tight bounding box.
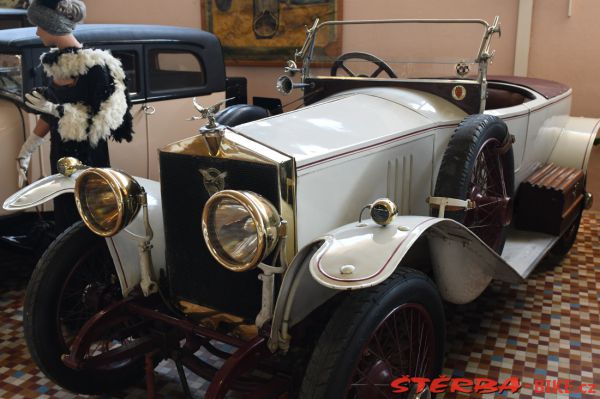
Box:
[215,104,270,127]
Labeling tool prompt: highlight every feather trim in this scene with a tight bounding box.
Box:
[41,48,125,81]
[57,102,90,142]
[88,76,128,146]
[42,48,130,147]
[87,53,128,146]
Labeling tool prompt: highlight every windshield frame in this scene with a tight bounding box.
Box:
[294,17,501,112]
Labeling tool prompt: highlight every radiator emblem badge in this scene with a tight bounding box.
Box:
[199,168,228,196]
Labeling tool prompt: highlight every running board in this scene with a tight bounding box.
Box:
[501,228,560,279]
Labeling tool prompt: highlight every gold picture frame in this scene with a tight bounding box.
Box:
[201,0,343,66]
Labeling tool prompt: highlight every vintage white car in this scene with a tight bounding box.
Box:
[4,17,597,398]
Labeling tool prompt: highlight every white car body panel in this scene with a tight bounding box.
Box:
[519,93,572,184]
[487,89,573,187]
[235,89,466,169]
[295,132,444,247]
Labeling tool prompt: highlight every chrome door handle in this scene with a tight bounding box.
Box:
[143,104,156,115]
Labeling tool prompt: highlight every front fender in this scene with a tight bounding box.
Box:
[270,215,524,351]
[3,173,77,211]
[308,216,522,304]
[2,173,165,298]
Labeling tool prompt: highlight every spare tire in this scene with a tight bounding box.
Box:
[433,114,514,254]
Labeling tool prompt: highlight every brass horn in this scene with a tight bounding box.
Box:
[276,75,313,95]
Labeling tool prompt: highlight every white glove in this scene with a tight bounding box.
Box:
[16,133,45,188]
[25,91,60,117]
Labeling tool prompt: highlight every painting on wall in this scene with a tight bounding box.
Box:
[0,0,29,8]
[201,0,342,66]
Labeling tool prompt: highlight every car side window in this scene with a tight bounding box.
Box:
[111,50,140,96]
[0,53,23,99]
[148,49,205,93]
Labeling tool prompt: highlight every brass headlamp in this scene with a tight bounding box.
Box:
[74,168,143,237]
[202,190,282,272]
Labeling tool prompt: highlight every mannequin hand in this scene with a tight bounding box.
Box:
[16,157,29,188]
[25,91,60,117]
[16,133,46,188]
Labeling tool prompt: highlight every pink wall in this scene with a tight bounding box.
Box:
[85,0,202,28]
[233,0,519,106]
[528,0,600,117]
[84,0,598,117]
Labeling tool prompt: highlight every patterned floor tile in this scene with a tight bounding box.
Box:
[439,211,600,399]
[0,211,598,398]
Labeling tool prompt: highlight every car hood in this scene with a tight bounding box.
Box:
[234,87,467,173]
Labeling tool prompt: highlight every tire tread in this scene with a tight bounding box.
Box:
[299,268,442,398]
[23,222,143,394]
[433,114,514,253]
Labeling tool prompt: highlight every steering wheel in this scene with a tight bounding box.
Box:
[330,52,397,78]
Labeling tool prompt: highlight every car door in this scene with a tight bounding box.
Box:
[105,45,150,179]
[143,43,226,181]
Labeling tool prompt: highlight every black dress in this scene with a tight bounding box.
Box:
[41,81,110,232]
[38,47,133,232]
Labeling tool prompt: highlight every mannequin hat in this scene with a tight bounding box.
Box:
[27,0,86,36]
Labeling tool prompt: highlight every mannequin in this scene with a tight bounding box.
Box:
[18,0,133,232]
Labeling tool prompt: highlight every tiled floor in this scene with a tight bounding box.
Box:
[440,211,600,399]
[0,211,599,398]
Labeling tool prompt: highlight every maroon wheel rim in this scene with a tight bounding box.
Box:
[56,241,133,370]
[345,303,436,399]
[464,138,511,252]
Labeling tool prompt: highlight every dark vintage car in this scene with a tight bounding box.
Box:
[4,17,598,399]
[0,23,247,252]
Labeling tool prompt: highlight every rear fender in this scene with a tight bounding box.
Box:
[2,173,165,297]
[548,117,599,172]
